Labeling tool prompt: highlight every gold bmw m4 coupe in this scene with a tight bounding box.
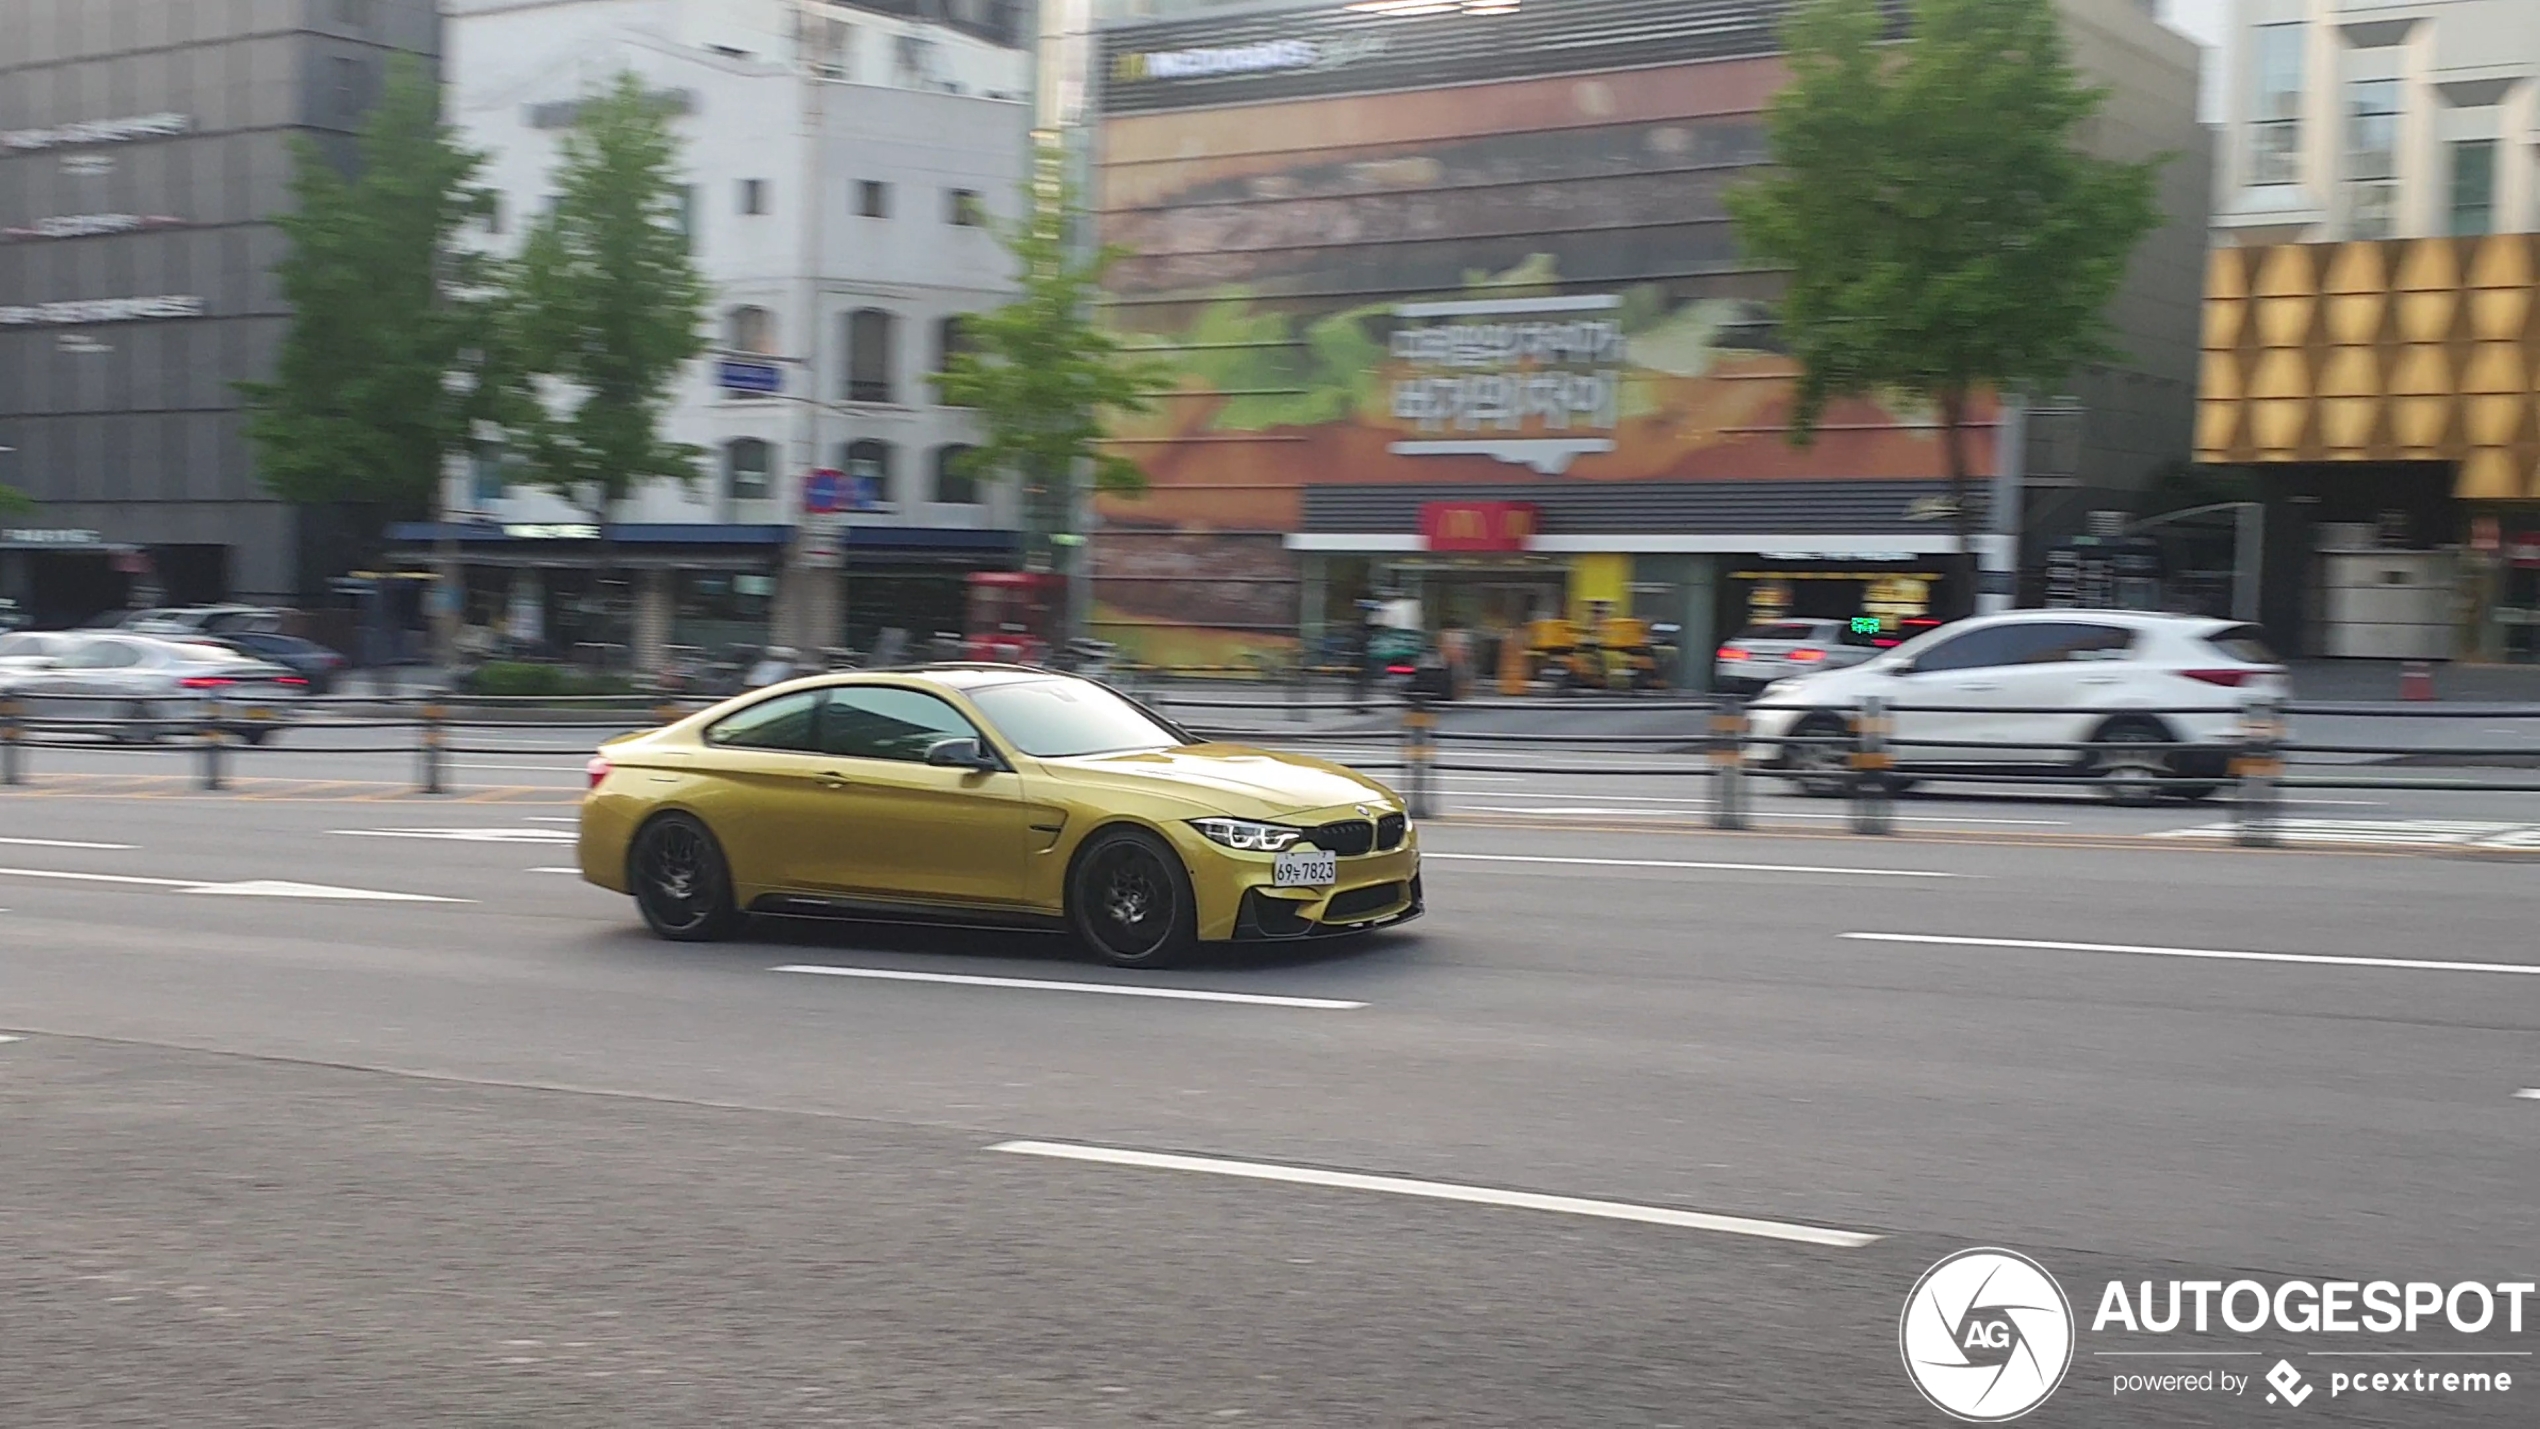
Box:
[578,666,1422,966]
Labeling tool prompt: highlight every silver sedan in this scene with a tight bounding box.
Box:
[10,632,309,744]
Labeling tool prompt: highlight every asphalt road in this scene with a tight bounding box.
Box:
[1,782,2535,1425]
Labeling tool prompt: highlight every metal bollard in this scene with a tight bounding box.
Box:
[2234,694,2284,848]
[1850,695,1893,835]
[200,697,228,791]
[1710,697,1749,830]
[419,700,448,795]
[0,694,22,785]
[1402,695,1438,819]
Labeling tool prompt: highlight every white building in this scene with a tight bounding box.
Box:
[429,0,1032,662]
[2213,0,2540,245]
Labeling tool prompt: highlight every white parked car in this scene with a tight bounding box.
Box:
[1714,618,1884,692]
[1746,610,2288,804]
[9,633,308,743]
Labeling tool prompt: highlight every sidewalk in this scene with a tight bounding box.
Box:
[2287,659,2540,704]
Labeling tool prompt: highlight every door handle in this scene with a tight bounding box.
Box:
[1961,682,2000,691]
[817,771,855,790]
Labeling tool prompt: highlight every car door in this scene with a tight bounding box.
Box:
[688,688,833,893]
[1979,622,2139,763]
[807,685,1033,907]
[33,636,145,721]
[1887,623,2044,765]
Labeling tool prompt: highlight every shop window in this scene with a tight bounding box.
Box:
[858,180,889,218]
[947,188,985,226]
[933,444,979,504]
[844,308,895,403]
[727,304,777,356]
[725,437,773,502]
[739,178,768,216]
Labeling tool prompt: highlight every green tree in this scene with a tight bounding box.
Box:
[238,55,498,516]
[0,483,30,516]
[1727,0,2164,614]
[935,148,1170,579]
[505,72,709,521]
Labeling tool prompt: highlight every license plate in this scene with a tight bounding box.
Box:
[1273,850,1337,887]
[245,706,275,721]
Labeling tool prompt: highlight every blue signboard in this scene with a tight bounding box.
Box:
[716,358,783,394]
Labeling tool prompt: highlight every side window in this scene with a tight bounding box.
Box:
[2023,623,2136,663]
[821,686,980,762]
[1909,625,2030,674]
[705,690,822,751]
[65,641,141,669]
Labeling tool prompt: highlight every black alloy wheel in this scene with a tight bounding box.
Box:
[631,812,744,942]
[1070,828,1198,968]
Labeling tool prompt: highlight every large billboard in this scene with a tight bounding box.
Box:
[1090,10,1989,663]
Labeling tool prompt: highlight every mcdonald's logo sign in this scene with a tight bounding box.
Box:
[1419,501,1539,553]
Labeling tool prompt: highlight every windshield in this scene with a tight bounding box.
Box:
[968,678,1185,759]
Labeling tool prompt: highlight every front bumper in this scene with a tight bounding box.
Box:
[1180,815,1423,942]
[1232,872,1425,940]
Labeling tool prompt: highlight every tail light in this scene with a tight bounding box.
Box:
[2181,668,2260,687]
[1789,647,1826,663]
[1717,646,1747,662]
[1385,663,1415,676]
[585,755,611,791]
[275,676,307,686]
[178,676,234,690]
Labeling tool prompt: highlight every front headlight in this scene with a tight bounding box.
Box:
[1189,817,1304,852]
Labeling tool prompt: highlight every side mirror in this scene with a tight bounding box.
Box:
[924,736,993,771]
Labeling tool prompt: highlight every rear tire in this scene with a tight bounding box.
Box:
[630,812,745,942]
[2090,718,2175,808]
[1069,827,1198,968]
[1787,713,1853,798]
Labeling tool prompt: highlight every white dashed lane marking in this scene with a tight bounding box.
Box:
[0,867,467,902]
[988,1141,1881,1248]
[1844,932,2540,978]
[1425,852,1959,879]
[0,836,138,850]
[774,965,1363,1010]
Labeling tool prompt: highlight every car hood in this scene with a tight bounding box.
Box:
[1041,743,1395,817]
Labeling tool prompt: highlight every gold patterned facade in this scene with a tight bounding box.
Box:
[2197,236,2540,500]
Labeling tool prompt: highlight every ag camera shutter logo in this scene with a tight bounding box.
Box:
[1901,1248,2076,1421]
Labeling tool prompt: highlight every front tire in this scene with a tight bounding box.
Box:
[630,812,745,942]
[1069,827,1198,968]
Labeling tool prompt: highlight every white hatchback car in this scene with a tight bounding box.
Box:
[1745,610,2288,803]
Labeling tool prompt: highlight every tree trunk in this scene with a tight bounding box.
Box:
[1937,388,1975,621]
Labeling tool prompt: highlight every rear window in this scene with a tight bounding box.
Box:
[1734,622,1823,642]
[2204,625,2278,663]
[0,633,49,656]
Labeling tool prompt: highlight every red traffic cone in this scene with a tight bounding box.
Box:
[2401,660,2435,701]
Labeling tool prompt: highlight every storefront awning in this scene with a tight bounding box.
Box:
[382,521,1022,570]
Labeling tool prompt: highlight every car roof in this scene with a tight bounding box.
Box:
[1965,609,2230,630]
[816,663,1078,693]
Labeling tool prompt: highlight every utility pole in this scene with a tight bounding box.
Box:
[1980,391,2026,616]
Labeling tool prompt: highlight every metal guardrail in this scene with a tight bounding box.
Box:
[3,683,2534,854]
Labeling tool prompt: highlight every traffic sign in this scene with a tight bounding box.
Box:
[803,467,845,514]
